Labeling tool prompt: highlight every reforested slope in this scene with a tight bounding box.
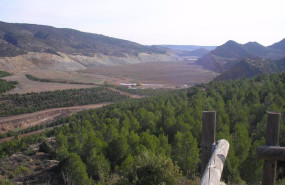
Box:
[1,72,285,184]
[0,86,128,116]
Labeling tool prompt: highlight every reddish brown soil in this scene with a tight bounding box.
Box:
[0,124,68,144]
[0,103,111,134]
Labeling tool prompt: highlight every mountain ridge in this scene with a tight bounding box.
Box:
[197,39,285,73]
[269,38,285,50]
[0,21,169,57]
[0,21,177,72]
[214,57,285,81]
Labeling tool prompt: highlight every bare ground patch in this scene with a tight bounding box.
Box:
[2,61,217,93]
[81,61,218,88]
[3,73,97,94]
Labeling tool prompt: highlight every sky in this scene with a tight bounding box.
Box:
[0,0,284,46]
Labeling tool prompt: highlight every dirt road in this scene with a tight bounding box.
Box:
[0,123,68,144]
[0,87,145,143]
[109,87,144,98]
[0,103,111,134]
[0,88,144,132]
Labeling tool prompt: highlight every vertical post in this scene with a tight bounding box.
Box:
[201,111,216,175]
[262,112,281,185]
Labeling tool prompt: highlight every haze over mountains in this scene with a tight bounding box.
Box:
[168,48,211,58]
[159,45,216,51]
[0,21,177,72]
[158,45,216,58]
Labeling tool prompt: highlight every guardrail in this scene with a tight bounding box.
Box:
[200,111,229,185]
[200,139,229,185]
[200,111,284,185]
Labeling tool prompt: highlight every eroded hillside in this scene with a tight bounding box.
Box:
[0,21,177,73]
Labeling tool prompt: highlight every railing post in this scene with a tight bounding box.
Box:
[262,112,281,185]
[201,111,216,175]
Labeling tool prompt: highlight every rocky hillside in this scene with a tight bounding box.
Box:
[214,57,285,81]
[0,21,177,73]
[197,39,285,73]
[0,138,60,184]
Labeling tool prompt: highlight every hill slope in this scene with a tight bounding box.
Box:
[214,57,285,81]
[0,21,177,72]
[197,40,285,73]
[2,72,285,184]
[0,21,168,57]
[197,40,255,73]
[269,38,285,51]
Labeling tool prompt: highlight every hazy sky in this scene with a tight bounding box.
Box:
[0,0,284,46]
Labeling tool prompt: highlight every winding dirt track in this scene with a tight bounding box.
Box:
[0,123,68,144]
[0,103,111,134]
[109,87,144,98]
[0,88,144,143]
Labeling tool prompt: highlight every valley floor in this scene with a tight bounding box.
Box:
[82,61,218,88]
[2,61,218,94]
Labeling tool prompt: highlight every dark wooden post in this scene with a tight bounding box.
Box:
[201,111,216,174]
[262,112,281,185]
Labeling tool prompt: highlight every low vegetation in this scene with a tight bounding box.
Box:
[0,71,17,94]
[0,80,18,94]
[1,72,285,184]
[0,71,12,78]
[25,74,94,85]
[114,86,173,96]
[0,118,65,140]
[0,86,128,116]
